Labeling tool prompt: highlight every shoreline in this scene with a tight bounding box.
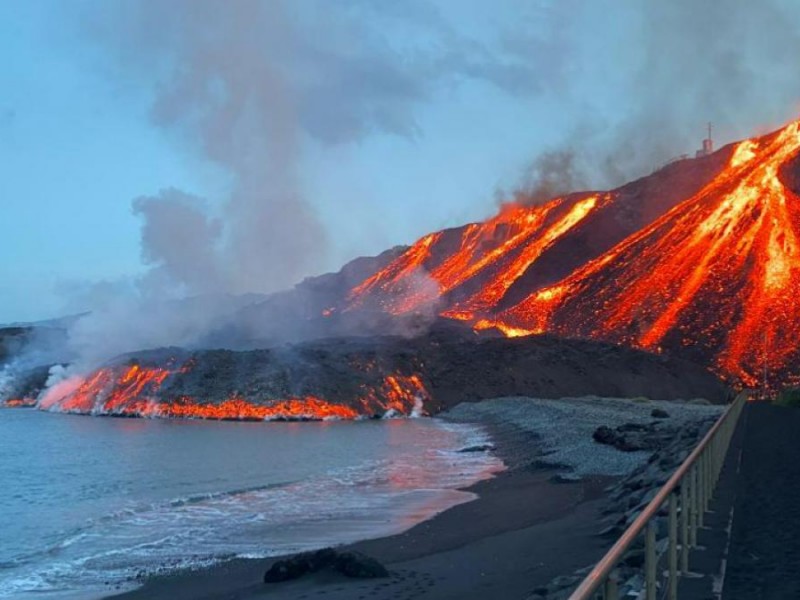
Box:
[106,415,617,600]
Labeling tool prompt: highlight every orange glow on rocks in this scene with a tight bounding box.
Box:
[1,398,35,408]
[346,193,602,317]
[39,361,431,421]
[345,119,800,390]
[358,374,429,415]
[123,395,360,421]
[347,232,443,314]
[492,121,800,388]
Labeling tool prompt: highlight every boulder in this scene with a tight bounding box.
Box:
[458,444,495,453]
[264,548,388,583]
[334,551,389,578]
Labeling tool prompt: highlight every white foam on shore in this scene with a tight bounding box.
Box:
[0,416,503,599]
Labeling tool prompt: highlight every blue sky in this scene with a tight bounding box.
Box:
[2,0,799,323]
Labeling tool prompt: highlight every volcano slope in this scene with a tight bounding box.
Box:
[336,120,800,391]
[38,325,727,420]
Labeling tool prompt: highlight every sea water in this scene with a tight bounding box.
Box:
[0,409,503,598]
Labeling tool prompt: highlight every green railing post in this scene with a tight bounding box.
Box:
[565,392,747,600]
[697,457,705,527]
[680,478,689,574]
[691,465,696,547]
[604,570,618,600]
[645,520,657,600]
[668,493,678,600]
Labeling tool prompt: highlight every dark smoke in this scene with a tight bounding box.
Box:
[517,150,590,205]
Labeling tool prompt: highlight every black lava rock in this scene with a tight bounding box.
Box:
[334,551,389,578]
[458,444,494,453]
[263,548,388,583]
[651,408,670,419]
[592,425,617,445]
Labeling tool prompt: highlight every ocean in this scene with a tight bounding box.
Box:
[0,409,503,599]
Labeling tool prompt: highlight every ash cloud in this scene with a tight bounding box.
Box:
[513,0,800,195]
[28,0,800,376]
[515,150,590,205]
[598,0,800,185]
[132,189,224,295]
[48,0,555,370]
[86,0,553,301]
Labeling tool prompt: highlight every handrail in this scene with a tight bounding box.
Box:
[568,391,748,600]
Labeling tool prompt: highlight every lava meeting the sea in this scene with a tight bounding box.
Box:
[345,119,800,391]
[37,361,430,421]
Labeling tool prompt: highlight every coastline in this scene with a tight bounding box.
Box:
[106,416,617,600]
[105,396,721,600]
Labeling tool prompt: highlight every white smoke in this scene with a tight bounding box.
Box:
[48,0,558,370]
[41,0,800,375]
[0,364,15,402]
[516,0,800,190]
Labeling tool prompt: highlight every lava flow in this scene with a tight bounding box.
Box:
[345,119,800,390]
[346,192,603,316]
[38,361,430,420]
[1,398,35,408]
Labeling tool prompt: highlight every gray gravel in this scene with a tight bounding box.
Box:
[444,396,723,477]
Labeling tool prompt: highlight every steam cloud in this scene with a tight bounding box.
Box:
[50,0,552,368]
[529,0,800,190]
[35,0,800,374]
[86,0,550,299]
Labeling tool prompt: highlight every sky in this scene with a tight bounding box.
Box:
[2,0,800,323]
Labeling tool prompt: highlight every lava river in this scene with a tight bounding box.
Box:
[345,119,800,390]
[39,361,430,421]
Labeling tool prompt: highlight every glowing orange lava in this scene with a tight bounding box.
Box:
[345,119,800,390]
[39,362,430,420]
[1,398,34,408]
[347,193,602,316]
[494,120,800,389]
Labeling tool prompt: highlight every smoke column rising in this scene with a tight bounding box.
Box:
[37,0,800,374]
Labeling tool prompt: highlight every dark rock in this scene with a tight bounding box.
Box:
[264,549,329,582]
[592,425,617,445]
[458,444,494,453]
[651,408,670,419]
[623,549,645,568]
[598,524,623,537]
[527,459,573,472]
[618,422,651,433]
[334,551,389,578]
[263,548,388,583]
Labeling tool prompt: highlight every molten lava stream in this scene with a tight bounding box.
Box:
[489,120,800,389]
[40,362,432,421]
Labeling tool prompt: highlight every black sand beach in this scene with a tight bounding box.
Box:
[107,397,722,600]
[110,469,614,600]
[108,416,618,600]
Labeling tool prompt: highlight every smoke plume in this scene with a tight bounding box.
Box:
[47,0,555,369]
[510,0,800,195]
[34,0,800,374]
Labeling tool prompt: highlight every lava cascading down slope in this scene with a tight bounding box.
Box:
[345,192,606,316]
[491,121,800,388]
[38,359,430,421]
[345,119,800,389]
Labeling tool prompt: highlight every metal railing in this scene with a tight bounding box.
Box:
[568,391,748,600]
